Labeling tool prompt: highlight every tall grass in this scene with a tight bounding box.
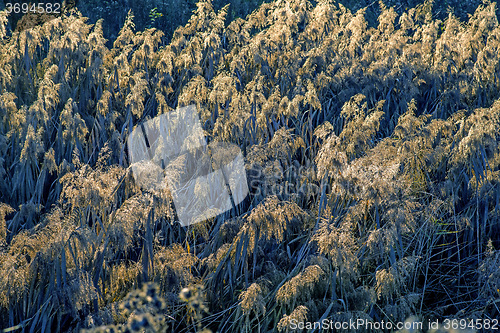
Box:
[0,0,499,331]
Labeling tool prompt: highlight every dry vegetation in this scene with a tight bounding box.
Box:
[1,0,500,332]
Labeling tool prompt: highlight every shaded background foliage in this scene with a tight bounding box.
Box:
[3,0,493,45]
[0,0,500,332]
[75,0,500,45]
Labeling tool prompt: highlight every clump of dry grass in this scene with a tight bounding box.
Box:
[277,305,308,333]
[275,265,326,308]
